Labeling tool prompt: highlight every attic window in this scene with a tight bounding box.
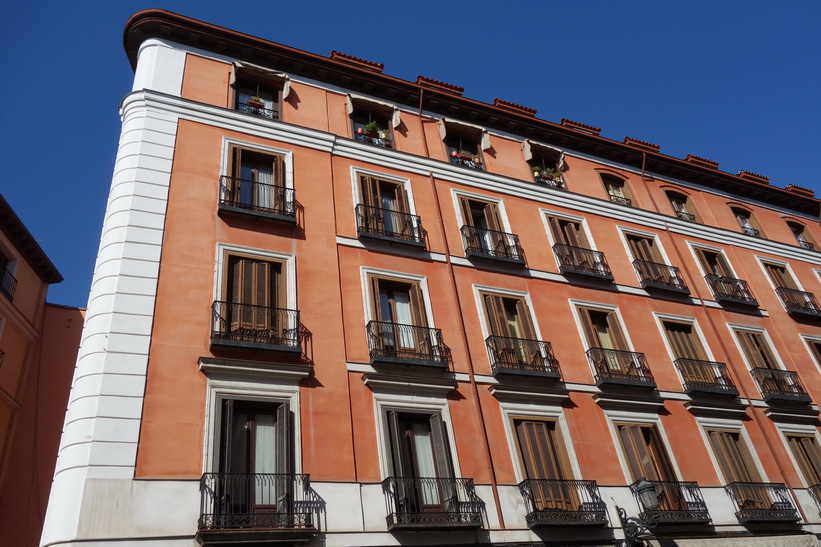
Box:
[523,140,565,189]
[437,119,490,171]
[231,62,292,121]
[346,95,401,149]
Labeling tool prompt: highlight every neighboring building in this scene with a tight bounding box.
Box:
[42,9,821,547]
[0,195,74,546]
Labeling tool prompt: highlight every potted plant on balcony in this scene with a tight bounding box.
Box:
[247,96,265,109]
[364,120,382,137]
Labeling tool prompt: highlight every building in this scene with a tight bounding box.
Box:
[41,9,821,547]
[0,195,79,546]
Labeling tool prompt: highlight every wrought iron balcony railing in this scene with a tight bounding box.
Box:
[775,287,821,318]
[0,350,4,367]
[198,473,314,531]
[704,274,758,306]
[675,211,696,221]
[1,269,16,300]
[750,367,811,403]
[355,132,393,148]
[725,482,799,523]
[461,226,525,264]
[486,336,560,378]
[630,480,711,525]
[809,484,821,514]
[449,155,484,170]
[633,260,689,294]
[237,101,279,120]
[355,204,425,246]
[533,173,565,189]
[586,348,655,388]
[211,301,301,352]
[553,244,613,280]
[518,479,608,528]
[741,226,760,238]
[799,240,815,251]
[218,176,296,221]
[366,321,447,367]
[609,194,632,206]
[382,476,484,531]
[675,358,739,396]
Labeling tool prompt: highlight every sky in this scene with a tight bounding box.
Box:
[1,1,819,309]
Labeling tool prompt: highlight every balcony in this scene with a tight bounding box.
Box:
[775,287,821,319]
[449,152,484,170]
[1,269,16,300]
[382,476,484,531]
[211,301,301,354]
[366,321,448,368]
[532,170,565,189]
[609,194,632,206]
[586,348,655,388]
[518,479,608,528]
[799,240,815,251]
[355,205,425,247]
[676,211,696,222]
[632,260,689,294]
[218,176,296,223]
[809,484,821,513]
[461,226,525,265]
[675,358,739,396]
[704,274,758,307]
[741,226,760,237]
[355,129,393,148]
[486,336,560,378]
[197,473,314,545]
[725,482,799,523]
[630,480,711,525]
[553,244,613,280]
[0,350,4,367]
[237,100,278,120]
[750,368,811,403]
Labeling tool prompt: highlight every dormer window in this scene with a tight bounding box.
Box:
[231,62,291,121]
[347,94,400,149]
[666,191,698,222]
[523,140,565,188]
[787,221,816,250]
[731,207,763,238]
[437,119,490,171]
[600,173,633,206]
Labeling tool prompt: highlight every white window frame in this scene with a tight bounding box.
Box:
[471,285,542,341]
[726,324,787,373]
[603,409,684,485]
[774,422,821,488]
[540,209,599,250]
[360,267,435,327]
[214,243,297,310]
[756,256,807,293]
[618,227,674,265]
[203,376,302,473]
[652,313,717,386]
[372,390,462,480]
[350,167,418,234]
[451,189,514,234]
[800,334,821,376]
[569,300,638,382]
[220,137,295,190]
[694,416,770,484]
[686,242,740,279]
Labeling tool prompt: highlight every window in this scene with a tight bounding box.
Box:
[356,174,422,244]
[732,207,763,238]
[220,146,293,219]
[734,329,779,370]
[762,262,798,291]
[370,277,427,328]
[483,293,535,341]
[694,247,757,305]
[625,233,662,262]
[787,221,816,250]
[663,320,708,361]
[523,140,564,188]
[694,248,732,278]
[459,196,524,263]
[547,215,612,279]
[601,173,633,206]
[211,254,299,350]
[707,429,761,483]
[547,216,590,249]
[787,436,821,487]
[664,319,736,394]
[617,424,678,483]
[234,70,282,120]
[515,419,579,511]
[807,339,821,371]
[348,96,396,148]
[578,307,628,352]
[438,119,489,170]
[577,305,653,386]
[762,261,821,317]
[0,251,15,300]
[482,292,556,375]
[666,191,698,222]
[624,233,687,293]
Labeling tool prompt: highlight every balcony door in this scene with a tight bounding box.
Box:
[787,436,821,487]
[578,307,631,372]
[515,419,576,511]
[370,277,427,353]
[387,411,454,513]
[763,263,799,291]
[459,196,503,253]
[360,175,410,237]
[707,430,768,509]
[226,256,284,338]
[694,248,732,277]
[618,424,684,511]
[663,321,714,386]
[220,400,291,517]
[483,293,537,364]
[734,330,778,371]
[228,147,285,212]
[547,216,588,249]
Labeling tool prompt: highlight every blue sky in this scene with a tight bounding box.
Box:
[1,1,819,308]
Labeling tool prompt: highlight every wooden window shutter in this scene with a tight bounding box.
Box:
[387,411,411,478]
[605,312,629,351]
[664,322,707,360]
[515,299,537,340]
[429,414,454,479]
[577,307,600,349]
[565,220,586,248]
[547,216,566,245]
[220,399,235,472]
[369,276,382,320]
[788,436,821,485]
[484,294,508,337]
[618,424,656,481]
[483,201,502,232]
[646,427,677,482]
[708,430,759,483]
[714,253,732,277]
[516,420,564,480]
[393,182,408,214]
[736,330,777,369]
[627,235,658,262]
[408,283,428,328]
[765,263,797,290]
[360,176,377,207]
[459,196,474,228]
[275,402,292,475]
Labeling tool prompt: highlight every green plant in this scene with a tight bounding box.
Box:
[364,120,381,133]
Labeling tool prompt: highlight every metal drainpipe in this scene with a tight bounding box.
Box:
[636,152,810,523]
[426,169,505,528]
